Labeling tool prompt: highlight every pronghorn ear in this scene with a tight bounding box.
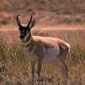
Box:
[16,15,22,27]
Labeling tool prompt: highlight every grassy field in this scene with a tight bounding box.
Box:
[0,29,85,85]
[0,0,85,85]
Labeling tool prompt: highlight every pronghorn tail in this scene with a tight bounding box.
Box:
[58,42,70,62]
[59,42,70,54]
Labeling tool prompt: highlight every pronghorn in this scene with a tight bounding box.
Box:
[16,15,70,81]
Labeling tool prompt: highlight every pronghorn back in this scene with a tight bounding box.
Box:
[33,35,70,48]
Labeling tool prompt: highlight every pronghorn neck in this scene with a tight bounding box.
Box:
[24,35,36,52]
[23,33,35,47]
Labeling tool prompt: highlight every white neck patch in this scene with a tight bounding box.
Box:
[21,33,32,45]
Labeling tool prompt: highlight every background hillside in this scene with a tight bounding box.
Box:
[0,0,85,13]
[0,0,85,26]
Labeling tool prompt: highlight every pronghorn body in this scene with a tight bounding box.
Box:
[16,15,70,83]
[24,35,70,63]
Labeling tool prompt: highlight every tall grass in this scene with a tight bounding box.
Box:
[0,30,85,85]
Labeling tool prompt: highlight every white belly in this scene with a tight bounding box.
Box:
[25,47,60,63]
[43,47,60,63]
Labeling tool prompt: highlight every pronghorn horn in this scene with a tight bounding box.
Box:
[29,18,35,29]
[27,15,33,27]
[16,15,22,27]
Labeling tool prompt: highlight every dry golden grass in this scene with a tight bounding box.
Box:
[0,29,85,85]
[0,0,85,84]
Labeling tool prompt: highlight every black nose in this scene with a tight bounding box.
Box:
[20,35,24,39]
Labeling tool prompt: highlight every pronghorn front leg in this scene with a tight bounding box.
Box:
[31,61,35,84]
[37,58,43,81]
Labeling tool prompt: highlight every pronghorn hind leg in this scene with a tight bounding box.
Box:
[58,44,69,78]
[58,52,69,79]
[57,57,68,80]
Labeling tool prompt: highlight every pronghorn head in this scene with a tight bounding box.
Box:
[16,15,35,41]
